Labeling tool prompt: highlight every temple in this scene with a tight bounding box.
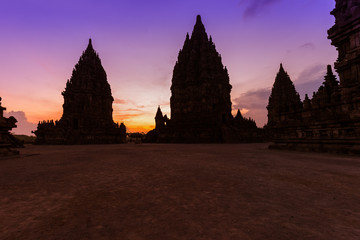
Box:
[146,15,261,143]
[0,97,22,155]
[34,39,126,144]
[266,0,360,153]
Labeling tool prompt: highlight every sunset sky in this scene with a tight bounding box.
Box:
[0,0,337,135]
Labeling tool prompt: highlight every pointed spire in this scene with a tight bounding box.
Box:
[182,33,190,50]
[80,38,100,62]
[275,63,291,83]
[303,94,311,109]
[86,38,93,51]
[66,38,109,94]
[170,14,231,117]
[279,63,285,73]
[155,106,163,119]
[181,33,190,53]
[327,64,332,74]
[274,63,294,86]
[267,63,302,119]
[191,15,207,41]
[196,15,202,23]
[235,109,243,119]
[324,65,338,88]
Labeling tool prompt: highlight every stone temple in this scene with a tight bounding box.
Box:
[0,97,22,155]
[146,15,261,143]
[34,39,126,144]
[267,0,360,153]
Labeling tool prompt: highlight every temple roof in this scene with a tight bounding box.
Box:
[155,106,163,119]
[191,15,208,42]
[268,64,302,111]
[65,39,111,94]
[171,15,229,86]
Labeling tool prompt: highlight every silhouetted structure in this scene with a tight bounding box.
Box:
[267,0,360,153]
[34,39,126,144]
[0,97,22,155]
[267,64,303,129]
[146,15,261,143]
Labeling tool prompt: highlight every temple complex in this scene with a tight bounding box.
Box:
[146,15,261,143]
[0,97,22,155]
[34,39,126,144]
[267,0,360,153]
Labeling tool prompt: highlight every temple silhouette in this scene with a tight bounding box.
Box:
[33,39,126,144]
[5,0,359,151]
[146,15,261,143]
[266,0,360,153]
[0,97,22,155]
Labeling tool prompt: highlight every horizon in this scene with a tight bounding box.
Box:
[1,0,337,135]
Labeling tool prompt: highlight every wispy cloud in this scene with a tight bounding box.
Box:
[113,98,128,104]
[124,108,143,112]
[299,42,315,51]
[233,88,271,110]
[294,64,328,99]
[114,113,144,120]
[240,0,282,19]
[295,64,325,84]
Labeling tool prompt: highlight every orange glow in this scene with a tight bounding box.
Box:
[27,110,63,124]
[125,124,155,133]
[114,114,155,133]
[231,108,249,117]
[240,108,249,115]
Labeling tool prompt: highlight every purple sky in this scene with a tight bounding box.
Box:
[0,0,337,134]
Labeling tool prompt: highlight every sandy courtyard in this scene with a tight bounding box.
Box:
[0,143,359,239]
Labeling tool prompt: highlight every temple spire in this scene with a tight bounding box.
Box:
[323,65,338,88]
[196,15,202,24]
[327,64,332,74]
[191,15,207,41]
[279,63,285,73]
[267,63,302,126]
[235,109,243,119]
[86,38,93,51]
[155,106,163,119]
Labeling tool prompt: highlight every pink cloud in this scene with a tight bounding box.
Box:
[113,98,128,104]
[4,111,37,136]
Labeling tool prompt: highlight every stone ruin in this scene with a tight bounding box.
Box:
[0,97,22,155]
[33,39,126,144]
[146,15,262,143]
[266,0,360,153]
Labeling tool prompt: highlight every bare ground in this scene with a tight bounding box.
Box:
[0,143,359,240]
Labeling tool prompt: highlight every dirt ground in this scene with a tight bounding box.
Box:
[0,143,359,240]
